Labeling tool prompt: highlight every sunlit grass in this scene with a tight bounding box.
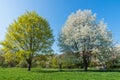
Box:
[0,68,119,80]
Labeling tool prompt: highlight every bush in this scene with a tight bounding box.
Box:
[18,60,27,68]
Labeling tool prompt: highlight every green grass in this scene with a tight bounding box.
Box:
[0,68,119,80]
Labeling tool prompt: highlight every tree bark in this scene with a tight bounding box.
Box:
[82,51,91,71]
[28,62,31,71]
[83,56,88,71]
[84,60,88,71]
[83,51,88,71]
[26,58,32,71]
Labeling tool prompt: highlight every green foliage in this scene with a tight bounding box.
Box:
[1,11,54,70]
[0,53,19,67]
[18,60,27,68]
[0,55,5,67]
[51,56,59,68]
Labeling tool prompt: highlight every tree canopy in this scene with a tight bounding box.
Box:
[1,11,54,71]
[58,9,113,71]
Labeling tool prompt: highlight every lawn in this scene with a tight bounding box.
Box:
[0,68,119,80]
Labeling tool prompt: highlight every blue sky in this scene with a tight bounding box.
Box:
[0,0,120,53]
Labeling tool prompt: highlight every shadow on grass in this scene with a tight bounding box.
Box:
[31,69,120,73]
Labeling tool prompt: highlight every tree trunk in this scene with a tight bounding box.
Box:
[83,56,88,71]
[28,62,31,71]
[26,58,32,71]
[83,51,88,71]
[84,61,88,71]
[82,51,92,71]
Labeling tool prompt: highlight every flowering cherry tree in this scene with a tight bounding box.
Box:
[58,10,113,71]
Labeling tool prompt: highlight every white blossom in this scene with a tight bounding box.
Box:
[59,9,113,56]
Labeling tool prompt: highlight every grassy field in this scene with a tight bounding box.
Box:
[0,68,119,80]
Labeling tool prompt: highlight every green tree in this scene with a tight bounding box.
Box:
[1,11,54,71]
